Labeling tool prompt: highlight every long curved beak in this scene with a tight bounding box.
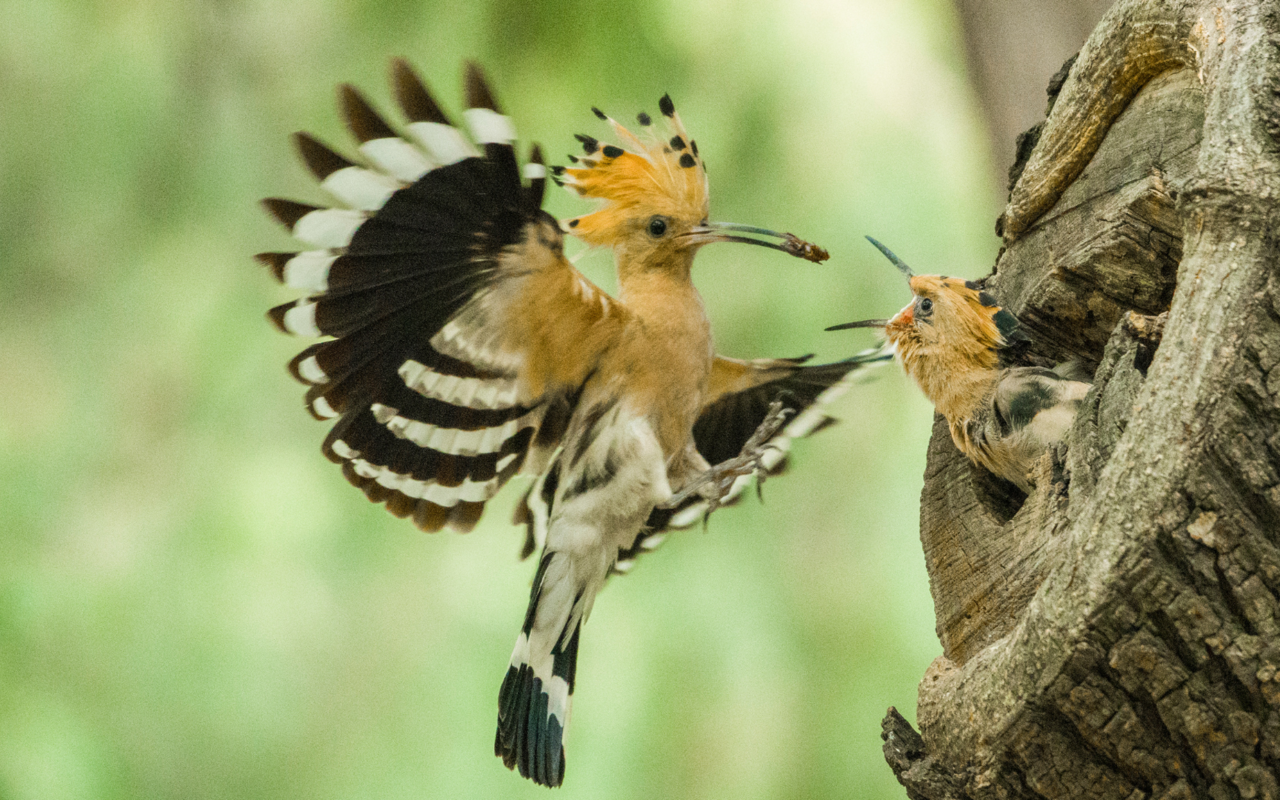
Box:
[825,318,889,332]
[682,222,829,263]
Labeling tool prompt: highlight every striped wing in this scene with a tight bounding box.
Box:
[261,61,614,533]
[619,353,885,569]
[513,352,887,568]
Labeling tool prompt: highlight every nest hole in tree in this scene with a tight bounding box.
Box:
[919,67,1201,663]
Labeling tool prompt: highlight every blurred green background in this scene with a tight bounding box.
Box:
[0,0,1004,797]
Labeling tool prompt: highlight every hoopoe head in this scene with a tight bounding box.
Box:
[553,96,828,275]
[828,237,1028,420]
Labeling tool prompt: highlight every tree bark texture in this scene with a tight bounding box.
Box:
[951,0,1115,186]
[885,2,1280,798]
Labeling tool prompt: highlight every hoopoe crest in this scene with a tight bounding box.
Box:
[559,97,707,242]
[260,60,869,788]
[556,100,826,265]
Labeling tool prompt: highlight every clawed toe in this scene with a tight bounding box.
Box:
[658,401,792,512]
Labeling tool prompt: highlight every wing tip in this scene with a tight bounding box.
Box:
[265,301,292,334]
[261,197,317,230]
[339,83,398,143]
[254,251,290,283]
[445,500,485,533]
[392,58,450,124]
[293,132,354,180]
[464,60,500,113]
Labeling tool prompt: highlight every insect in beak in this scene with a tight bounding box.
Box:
[681,222,829,263]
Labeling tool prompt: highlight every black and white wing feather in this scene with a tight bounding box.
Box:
[625,353,886,567]
[514,352,887,569]
[260,61,561,533]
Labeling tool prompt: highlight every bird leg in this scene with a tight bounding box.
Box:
[659,400,793,514]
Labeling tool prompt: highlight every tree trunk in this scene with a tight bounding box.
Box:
[951,0,1115,186]
[883,1,1280,798]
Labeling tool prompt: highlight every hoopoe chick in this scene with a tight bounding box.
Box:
[828,237,1091,493]
[259,60,876,788]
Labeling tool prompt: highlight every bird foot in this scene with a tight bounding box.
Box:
[658,400,793,514]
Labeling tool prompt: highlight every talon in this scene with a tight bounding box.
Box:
[659,401,793,511]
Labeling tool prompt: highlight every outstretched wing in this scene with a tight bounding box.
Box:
[513,351,886,568]
[618,353,885,568]
[260,61,621,533]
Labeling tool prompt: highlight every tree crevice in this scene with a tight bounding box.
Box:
[885,1,1280,797]
[1095,648,1210,794]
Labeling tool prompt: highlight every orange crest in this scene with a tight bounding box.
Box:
[555,96,710,246]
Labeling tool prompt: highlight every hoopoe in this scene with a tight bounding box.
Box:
[259,60,877,787]
[828,237,1090,493]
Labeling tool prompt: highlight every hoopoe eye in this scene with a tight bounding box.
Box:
[647,216,669,238]
[919,297,934,314]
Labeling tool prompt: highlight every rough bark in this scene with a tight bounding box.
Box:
[951,0,1115,186]
[885,1,1280,798]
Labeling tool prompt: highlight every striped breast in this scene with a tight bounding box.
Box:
[259,60,557,533]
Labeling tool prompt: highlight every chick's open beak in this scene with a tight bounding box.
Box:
[826,236,918,331]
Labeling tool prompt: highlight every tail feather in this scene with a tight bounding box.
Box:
[496,644,573,787]
[496,552,581,787]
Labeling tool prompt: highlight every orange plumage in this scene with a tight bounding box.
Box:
[260,61,873,787]
[558,101,708,246]
[830,237,1090,492]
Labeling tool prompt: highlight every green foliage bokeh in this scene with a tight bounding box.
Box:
[0,0,1002,797]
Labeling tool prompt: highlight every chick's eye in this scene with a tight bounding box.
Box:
[647,217,668,238]
[919,298,934,314]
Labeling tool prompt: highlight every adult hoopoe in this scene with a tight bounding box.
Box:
[828,237,1090,493]
[259,60,877,787]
